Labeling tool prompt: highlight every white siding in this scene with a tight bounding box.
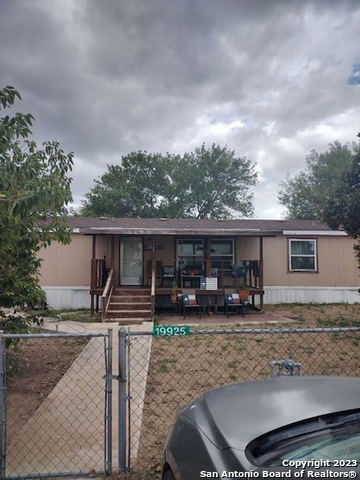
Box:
[42,286,90,309]
[264,286,359,304]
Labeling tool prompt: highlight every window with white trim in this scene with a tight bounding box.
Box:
[289,239,317,271]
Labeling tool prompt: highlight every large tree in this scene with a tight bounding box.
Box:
[323,151,360,238]
[181,144,257,218]
[81,144,257,219]
[323,147,360,267]
[0,86,73,332]
[278,141,357,220]
[81,152,185,218]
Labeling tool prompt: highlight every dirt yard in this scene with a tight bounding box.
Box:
[129,303,360,476]
[264,302,360,327]
[6,335,88,437]
[5,303,360,479]
[6,305,356,424]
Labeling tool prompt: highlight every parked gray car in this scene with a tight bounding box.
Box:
[162,376,360,479]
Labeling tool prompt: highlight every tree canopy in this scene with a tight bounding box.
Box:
[278,138,360,270]
[323,150,360,239]
[278,141,358,220]
[0,86,73,332]
[81,144,257,219]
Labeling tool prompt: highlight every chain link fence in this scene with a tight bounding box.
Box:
[126,327,360,477]
[2,331,112,479]
[2,326,360,480]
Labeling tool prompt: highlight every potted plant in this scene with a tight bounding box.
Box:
[171,279,178,303]
[236,276,250,301]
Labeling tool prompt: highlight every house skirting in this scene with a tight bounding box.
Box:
[41,285,359,310]
[42,286,90,310]
[264,286,359,304]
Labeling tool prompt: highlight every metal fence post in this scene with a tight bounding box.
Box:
[105,329,113,474]
[0,331,6,479]
[118,327,128,471]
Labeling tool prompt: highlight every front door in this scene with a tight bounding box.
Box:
[120,238,143,285]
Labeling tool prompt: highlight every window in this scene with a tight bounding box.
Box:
[289,239,317,271]
[177,239,204,273]
[210,239,233,256]
[210,239,234,272]
[177,239,204,258]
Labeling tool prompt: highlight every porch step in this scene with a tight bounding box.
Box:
[104,288,152,323]
[112,288,151,295]
[107,309,152,319]
[110,295,151,304]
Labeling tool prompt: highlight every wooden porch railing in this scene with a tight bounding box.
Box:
[101,268,114,322]
[231,260,263,290]
[247,259,263,290]
[91,258,114,290]
[171,259,263,291]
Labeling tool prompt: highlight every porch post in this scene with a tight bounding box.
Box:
[205,238,211,277]
[150,236,156,317]
[91,235,97,314]
[259,236,264,310]
[110,236,115,270]
[119,235,122,283]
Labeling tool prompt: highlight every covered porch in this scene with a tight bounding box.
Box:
[87,230,267,322]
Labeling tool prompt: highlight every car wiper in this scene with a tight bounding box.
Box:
[248,410,360,466]
[328,419,360,432]
[252,410,360,455]
[289,447,322,460]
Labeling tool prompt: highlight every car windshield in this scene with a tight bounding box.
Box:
[247,411,360,467]
[266,425,360,466]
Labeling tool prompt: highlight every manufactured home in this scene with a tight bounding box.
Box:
[38,217,359,321]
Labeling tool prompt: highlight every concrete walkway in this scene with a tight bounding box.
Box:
[6,319,153,477]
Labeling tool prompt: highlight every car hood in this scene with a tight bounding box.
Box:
[181,376,360,451]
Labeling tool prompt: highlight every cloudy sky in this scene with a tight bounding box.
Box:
[1,0,359,219]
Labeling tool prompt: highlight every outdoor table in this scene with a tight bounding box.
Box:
[195,289,225,315]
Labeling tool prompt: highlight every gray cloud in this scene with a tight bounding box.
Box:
[1,0,359,218]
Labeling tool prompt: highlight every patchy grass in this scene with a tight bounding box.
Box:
[130,325,360,477]
[126,303,360,478]
[42,303,360,328]
[43,308,101,323]
[264,303,360,328]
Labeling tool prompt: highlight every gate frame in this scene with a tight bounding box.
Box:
[118,327,128,472]
[1,330,113,479]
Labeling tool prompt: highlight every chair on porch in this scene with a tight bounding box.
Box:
[224,293,245,318]
[161,265,176,286]
[182,293,201,318]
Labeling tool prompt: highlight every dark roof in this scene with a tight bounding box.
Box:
[66,217,340,236]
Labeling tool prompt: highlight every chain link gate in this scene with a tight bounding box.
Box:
[0,329,115,479]
[120,326,360,476]
[117,327,154,473]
